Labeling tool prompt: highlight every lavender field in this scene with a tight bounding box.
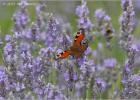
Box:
[0,0,140,99]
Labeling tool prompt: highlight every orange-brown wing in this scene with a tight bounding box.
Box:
[57,50,71,59]
[70,43,88,58]
[73,28,85,46]
[57,28,86,59]
[70,28,88,59]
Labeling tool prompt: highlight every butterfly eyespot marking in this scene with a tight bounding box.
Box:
[76,32,81,36]
[77,32,79,34]
[60,52,64,55]
[56,54,61,59]
[63,51,67,53]
[81,39,88,45]
[75,35,79,38]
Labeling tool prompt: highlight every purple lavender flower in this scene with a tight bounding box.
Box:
[4,43,13,55]
[103,58,117,68]
[95,77,106,91]
[75,0,89,17]
[0,68,7,83]
[64,71,69,81]
[12,0,30,39]
[120,0,136,72]
[76,0,93,30]
[5,35,11,42]
[95,8,115,48]
[45,83,67,100]
[78,17,93,30]
[121,73,140,98]
[0,68,9,97]
[75,81,85,98]
[131,75,140,84]
[45,16,62,47]
[19,42,30,52]
[119,0,138,98]
[94,9,106,21]
[36,2,46,14]
[93,77,107,97]
[98,42,103,50]
[103,15,111,22]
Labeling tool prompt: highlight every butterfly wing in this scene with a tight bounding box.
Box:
[70,40,88,58]
[73,28,85,46]
[57,50,71,59]
[70,28,88,58]
[56,28,87,59]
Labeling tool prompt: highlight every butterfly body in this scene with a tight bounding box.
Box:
[57,28,88,59]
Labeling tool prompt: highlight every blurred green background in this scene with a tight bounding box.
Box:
[0,0,139,35]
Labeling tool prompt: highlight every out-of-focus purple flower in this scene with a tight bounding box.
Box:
[78,17,93,29]
[131,43,139,52]
[5,35,11,42]
[54,93,66,100]
[64,71,69,81]
[36,2,46,14]
[15,82,25,92]
[73,72,78,81]
[103,58,117,68]
[0,69,7,82]
[75,0,89,17]
[77,57,85,66]
[135,0,140,11]
[132,75,140,83]
[94,9,105,21]
[124,63,131,73]
[94,77,107,93]
[18,0,28,9]
[103,15,111,22]
[120,0,136,71]
[4,43,13,55]
[0,97,5,100]
[120,0,135,34]
[121,73,140,98]
[120,0,137,98]
[80,59,95,76]
[98,42,103,50]
[21,30,32,40]
[13,9,29,29]
[95,8,114,48]
[96,77,106,89]
[30,23,40,41]
[45,83,67,100]
[75,81,85,97]
[92,50,97,57]
[84,59,95,66]
[39,47,55,59]
[76,0,93,30]
[19,42,30,52]
[63,66,78,91]
[0,68,9,97]
[45,16,62,47]
[12,0,30,39]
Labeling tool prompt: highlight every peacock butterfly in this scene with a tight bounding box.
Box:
[56,28,88,59]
